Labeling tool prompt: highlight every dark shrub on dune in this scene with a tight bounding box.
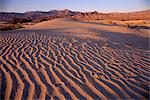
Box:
[11,18,32,24]
[40,18,48,22]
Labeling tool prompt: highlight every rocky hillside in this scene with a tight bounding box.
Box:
[0,9,150,22]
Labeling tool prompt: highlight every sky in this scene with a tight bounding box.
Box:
[0,0,150,13]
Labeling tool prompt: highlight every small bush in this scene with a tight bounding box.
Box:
[0,27,13,31]
[40,18,48,22]
[0,25,25,31]
[15,25,25,29]
[107,21,113,24]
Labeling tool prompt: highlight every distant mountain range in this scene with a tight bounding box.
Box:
[0,9,150,22]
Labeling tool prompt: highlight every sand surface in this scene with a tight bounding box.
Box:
[0,18,149,99]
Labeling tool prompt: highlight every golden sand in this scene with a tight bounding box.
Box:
[0,18,149,99]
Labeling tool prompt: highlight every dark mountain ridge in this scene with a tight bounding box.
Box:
[0,9,150,22]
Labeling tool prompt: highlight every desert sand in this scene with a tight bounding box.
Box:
[0,18,149,99]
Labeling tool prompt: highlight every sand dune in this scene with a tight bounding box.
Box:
[0,18,149,99]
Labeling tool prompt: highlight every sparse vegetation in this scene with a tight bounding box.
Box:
[40,18,48,22]
[0,26,13,31]
[0,25,25,31]
[90,19,150,29]
[11,18,32,24]
[0,18,32,31]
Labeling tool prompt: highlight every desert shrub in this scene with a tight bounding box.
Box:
[96,19,101,20]
[41,18,48,21]
[113,22,116,25]
[11,18,32,24]
[142,22,146,24]
[128,25,137,28]
[11,18,20,24]
[15,25,25,29]
[20,19,32,23]
[0,26,13,31]
[124,23,130,27]
[0,25,25,31]
[70,18,79,21]
[107,20,113,24]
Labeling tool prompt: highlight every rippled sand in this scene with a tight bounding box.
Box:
[0,18,149,99]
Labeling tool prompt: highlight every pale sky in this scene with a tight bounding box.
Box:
[0,0,149,12]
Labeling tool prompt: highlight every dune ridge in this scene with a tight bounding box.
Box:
[0,18,149,99]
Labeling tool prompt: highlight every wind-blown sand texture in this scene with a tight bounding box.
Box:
[0,18,149,99]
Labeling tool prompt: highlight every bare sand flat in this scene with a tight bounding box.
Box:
[0,18,149,99]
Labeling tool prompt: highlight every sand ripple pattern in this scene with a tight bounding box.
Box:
[0,29,149,99]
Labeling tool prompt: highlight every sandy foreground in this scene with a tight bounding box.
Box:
[0,18,149,99]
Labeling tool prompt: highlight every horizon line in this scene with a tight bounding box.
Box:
[1,8,150,13]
